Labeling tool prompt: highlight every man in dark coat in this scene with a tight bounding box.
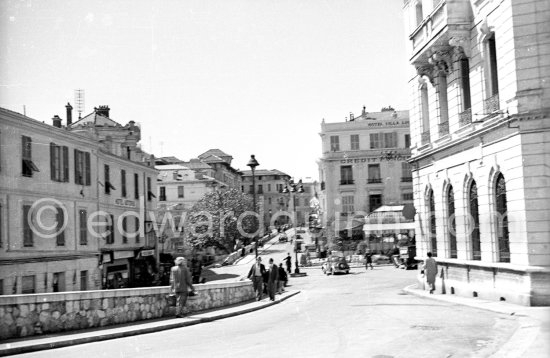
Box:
[267,258,279,301]
[170,257,195,318]
[247,256,266,301]
[284,253,292,274]
[190,256,202,284]
[277,263,287,293]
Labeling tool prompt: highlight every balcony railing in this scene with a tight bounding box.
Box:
[340,179,354,185]
[483,93,500,114]
[438,121,449,137]
[367,178,382,184]
[421,131,431,146]
[401,177,413,182]
[459,108,472,127]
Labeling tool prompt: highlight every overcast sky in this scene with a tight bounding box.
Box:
[0,0,409,180]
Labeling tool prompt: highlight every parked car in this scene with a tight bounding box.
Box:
[279,233,288,243]
[322,257,350,275]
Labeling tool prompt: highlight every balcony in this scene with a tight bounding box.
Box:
[483,93,500,114]
[340,180,354,185]
[367,178,382,184]
[438,122,449,137]
[421,131,431,146]
[401,177,413,182]
[459,108,472,127]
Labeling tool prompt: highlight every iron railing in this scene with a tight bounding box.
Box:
[367,178,382,184]
[484,93,500,114]
[459,108,472,127]
[438,122,449,136]
[421,131,431,145]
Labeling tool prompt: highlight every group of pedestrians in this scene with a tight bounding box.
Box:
[247,256,289,301]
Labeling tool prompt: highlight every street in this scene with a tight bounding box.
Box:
[12,236,520,358]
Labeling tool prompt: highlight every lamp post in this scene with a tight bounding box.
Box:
[247,154,259,258]
[282,179,304,273]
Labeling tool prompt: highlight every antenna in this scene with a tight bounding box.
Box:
[74,89,85,119]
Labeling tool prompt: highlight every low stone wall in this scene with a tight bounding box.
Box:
[0,280,254,340]
[415,258,550,306]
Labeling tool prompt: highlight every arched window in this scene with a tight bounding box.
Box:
[447,185,457,258]
[428,189,437,257]
[495,174,510,262]
[469,181,481,260]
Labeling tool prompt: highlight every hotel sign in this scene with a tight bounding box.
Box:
[340,151,411,164]
[115,199,136,208]
[365,120,409,127]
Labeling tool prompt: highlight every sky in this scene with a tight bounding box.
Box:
[0,0,410,180]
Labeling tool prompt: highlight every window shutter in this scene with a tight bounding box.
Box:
[74,149,79,184]
[57,207,65,246]
[27,137,32,159]
[50,143,56,180]
[63,146,69,182]
[85,152,91,186]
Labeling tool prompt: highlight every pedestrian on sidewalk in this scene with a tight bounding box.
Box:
[277,263,287,293]
[365,251,373,270]
[170,257,195,318]
[191,255,202,284]
[284,253,292,274]
[247,256,266,301]
[423,252,438,294]
[267,258,279,301]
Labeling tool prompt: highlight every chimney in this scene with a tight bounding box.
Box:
[52,115,62,128]
[96,105,110,117]
[350,112,354,121]
[66,102,73,126]
[362,106,366,115]
[65,102,73,127]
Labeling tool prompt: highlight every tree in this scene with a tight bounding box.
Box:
[184,188,259,254]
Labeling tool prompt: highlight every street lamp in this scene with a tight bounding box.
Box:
[282,179,304,273]
[247,154,260,258]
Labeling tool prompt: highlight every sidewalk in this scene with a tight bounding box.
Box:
[0,290,300,357]
[404,284,550,358]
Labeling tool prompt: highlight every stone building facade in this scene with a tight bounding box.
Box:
[403,0,549,305]
[318,108,413,235]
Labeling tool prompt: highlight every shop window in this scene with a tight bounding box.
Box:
[428,189,437,257]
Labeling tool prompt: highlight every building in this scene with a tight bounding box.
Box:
[0,104,158,295]
[318,107,413,237]
[241,169,291,228]
[403,0,549,305]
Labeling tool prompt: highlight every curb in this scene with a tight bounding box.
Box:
[0,291,300,357]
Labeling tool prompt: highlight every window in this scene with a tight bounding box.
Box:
[268,197,272,205]
[74,150,91,185]
[495,174,510,263]
[80,271,88,291]
[134,173,139,199]
[56,206,65,246]
[121,170,127,197]
[404,134,411,148]
[52,272,65,292]
[295,197,300,207]
[420,81,430,144]
[159,186,166,201]
[460,58,472,112]
[447,186,457,258]
[267,184,271,192]
[0,202,2,248]
[370,133,381,149]
[147,177,155,201]
[249,185,254,194]
[23,204,33,247]
[276,184,283,193]
[50,143,69,182]
[106,214,114,244]
[437,73,449,136]
[22,275,35,294]
[369,194,382,212]
[0,279,3,295]
[428,189,437,257]
[178,186,184,198]
[258,185,263,194]
[367,164,381,183]
[401,162,412,182]
[350,134,360,150]
[383,132,398,148]
[79,209,87,245]
[104,165,112,194]
[402,193,414,201]
[469,181,481,260]
[487,35,499,98]
[330,136,340,151]
[22,136,39,177]
[135,216,140,243]
[122,216,128,244]
[342,196,354,214]
[340,166,353,185]
[415,0,423,26]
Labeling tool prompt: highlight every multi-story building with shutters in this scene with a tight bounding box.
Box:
[318,107,413,236]
[403,0,549,305]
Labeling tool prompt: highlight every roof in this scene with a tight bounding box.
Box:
[198,149,232,159]
[155,164,190,171]
[158,156,184,163]
[241,169,290,177]
[70,111,121,128]
[180,159,212,170]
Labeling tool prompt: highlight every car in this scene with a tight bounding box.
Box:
[321,257,350,275]
[278,233,288,243]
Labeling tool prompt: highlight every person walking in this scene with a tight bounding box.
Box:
[277,263,287,293]
[170,257,195,318]
[423,252,438,294]
[247,256,266,301]
[365,251,373,270]
[284,253,292,274]
[190,256,202,284]
[267,258,279,301]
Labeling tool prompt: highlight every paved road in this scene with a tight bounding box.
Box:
[13,263,520,358]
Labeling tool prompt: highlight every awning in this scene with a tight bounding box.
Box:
[363,205,415,234]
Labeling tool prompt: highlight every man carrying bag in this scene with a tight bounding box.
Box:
[170,257,195,318]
